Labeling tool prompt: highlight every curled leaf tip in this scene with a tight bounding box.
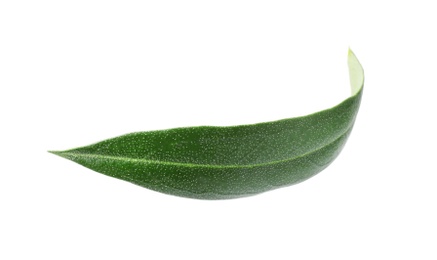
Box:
[347,49,364,96]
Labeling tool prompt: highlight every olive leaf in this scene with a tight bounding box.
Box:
[50,49,364,199]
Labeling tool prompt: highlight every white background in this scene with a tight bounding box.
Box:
[1,1,436,259]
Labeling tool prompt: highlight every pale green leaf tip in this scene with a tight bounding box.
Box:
[347,48,364,96]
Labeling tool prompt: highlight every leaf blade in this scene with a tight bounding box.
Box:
[51,50,364,199]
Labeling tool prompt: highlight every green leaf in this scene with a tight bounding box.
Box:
[50,49,364,200]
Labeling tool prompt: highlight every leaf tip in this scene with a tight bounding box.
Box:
[48,150,65,158]
[347,48,364,96]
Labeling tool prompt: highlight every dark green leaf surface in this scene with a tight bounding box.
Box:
[51,50,364,199]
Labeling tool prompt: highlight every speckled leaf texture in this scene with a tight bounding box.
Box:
[50,50,364,200]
